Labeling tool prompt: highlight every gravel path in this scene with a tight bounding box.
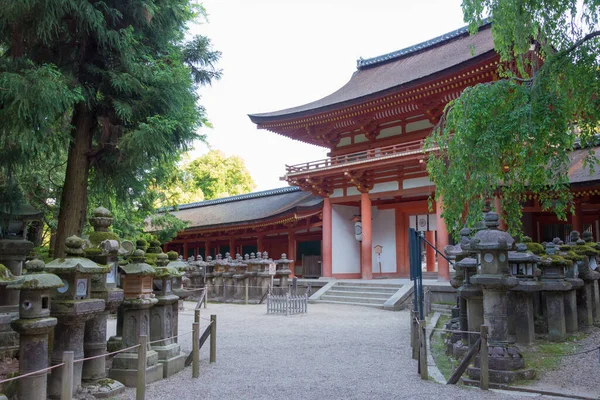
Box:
[107,302,572,400]
[522,326,600,398]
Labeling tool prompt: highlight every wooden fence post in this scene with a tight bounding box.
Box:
[61,351,74,400]
[137,335,147,400]
[192,322,200,378]
[419,319,428,380]
[210,314,216,363]
[194,308,200,324]
[480,324,489,390]
[204,288,207,308]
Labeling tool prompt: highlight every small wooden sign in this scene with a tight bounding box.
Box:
[268,263,277,275]
[374,245,383,254]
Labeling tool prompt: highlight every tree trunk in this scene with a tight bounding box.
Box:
[54,102,94,257]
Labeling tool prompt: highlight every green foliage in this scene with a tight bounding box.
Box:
[0,0,221,250]
[155,150,256,207]
[426,1,600,238]
[87,231,120,247]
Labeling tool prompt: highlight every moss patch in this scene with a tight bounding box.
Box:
[88,231,120,247]
[429,314,458,381]
[0,264,16,282]
[526,242,546,255]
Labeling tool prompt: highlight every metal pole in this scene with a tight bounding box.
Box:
[137,335,147,400]
[61,351,74,400]
[192,322,200,378]
[210,315,216,363]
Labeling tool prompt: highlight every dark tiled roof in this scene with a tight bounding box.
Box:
[568,146,600,185]
[249,24,495,123]
[156,187,322,230]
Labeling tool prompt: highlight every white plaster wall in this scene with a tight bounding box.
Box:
[371,208,396,273]
[332,205,360,274]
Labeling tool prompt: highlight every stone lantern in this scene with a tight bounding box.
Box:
[569,232,600,327]
[213,254,225,301]
[0,203,41,359]
[558,242,585,334]
[507,243,542,345]
[245,253,260,298]
[150,262,185,378]
[204,255,215,298]
[467,212,534,383]
[221,253,235,301]
[258,251,274,295]
[454,257,483,347]
[7,259,62,400]
[538,242,572,341]
[444,228,475,355]
[232,254,248,302]
[80,206,126,397]
[45,236,107,398]
[109,250,163,386]
[275,254,293,293]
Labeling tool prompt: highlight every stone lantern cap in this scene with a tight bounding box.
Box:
[454,257,477,271]
[119,250,155,276]
[275,253,293,265]
[88,206,114,232]
[508,244,541,264]
[469,212,514,251]
[166,251,192,271]
[445,228,472,258]
[7,260,63,290]
[154,265,183,279]
[156,253,169,267]
[45,236,109,275]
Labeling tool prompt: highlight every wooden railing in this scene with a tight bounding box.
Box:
[285,139,426,175]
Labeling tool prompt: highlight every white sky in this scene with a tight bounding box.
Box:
[188,0,466,191]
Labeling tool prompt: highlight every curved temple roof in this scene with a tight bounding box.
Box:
[150,187,323,232]
[249,23,494,124]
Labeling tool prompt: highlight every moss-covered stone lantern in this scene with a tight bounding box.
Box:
[7,259,62,400]
[569,232,600,327]
[81,206,125,397]
[109,249,163,386]
[44,236,107,398]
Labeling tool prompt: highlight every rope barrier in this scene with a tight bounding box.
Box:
[534,345,600,357]
[74,344,142,363]
[0,362,65,384]
[427,327,481,335]
[147,330,194,345]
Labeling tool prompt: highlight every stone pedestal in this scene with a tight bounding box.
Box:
[213,271,224,300]
[109,299,163,386]
[233,273,246,302]
[222,269,234,302]
[0,239,34,358]
[12,317,57,400]
[48,300,106,398]
[564,290,578,333]
[511,292,536,345]
[591,279,600,326]
[545,292,567,341]
[150,293,185,378]
[577,282,594,327]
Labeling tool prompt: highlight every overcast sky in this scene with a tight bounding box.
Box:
[188,0,466,191]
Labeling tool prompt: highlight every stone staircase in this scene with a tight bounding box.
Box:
[310,281,405,309]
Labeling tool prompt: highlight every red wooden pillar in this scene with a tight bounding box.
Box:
[425,231,435,272]
[183,241,189,259]
[288,230,296,277]
[229,237,236,256]
[322,197,333,278]
[572,200,584,234]
[257,235,264,254]
[360,192,373,280]
[435,197,450,281]
[495,197,507,231]
[205,241,211,259]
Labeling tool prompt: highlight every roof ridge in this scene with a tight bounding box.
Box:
[356,20,490,70]
[159,186,301,212]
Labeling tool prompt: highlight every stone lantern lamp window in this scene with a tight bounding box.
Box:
[508,244,540,278]
[119,249,156,299]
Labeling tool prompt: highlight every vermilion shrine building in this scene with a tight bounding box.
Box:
[164,23,600,280]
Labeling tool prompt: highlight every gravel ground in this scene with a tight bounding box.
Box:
[106,302,580,400]
[522,326,600,398]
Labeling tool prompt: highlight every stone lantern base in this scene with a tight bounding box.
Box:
[109,350,164,387]
[467,345,535,384]
[153,342,186,378]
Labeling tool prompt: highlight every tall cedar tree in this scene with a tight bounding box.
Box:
[0,1,220,256]
[425,0,600,237]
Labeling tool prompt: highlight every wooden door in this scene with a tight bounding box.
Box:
[302,255,322,278]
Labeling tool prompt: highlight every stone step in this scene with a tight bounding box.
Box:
[326,290,391,299]
[332,285,400,293]
[320,294,387,304]
[310,299,384,309]
[335,281,403,288]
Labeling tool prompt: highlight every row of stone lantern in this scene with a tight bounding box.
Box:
[445,212,600,384]
[0,206,198,399]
